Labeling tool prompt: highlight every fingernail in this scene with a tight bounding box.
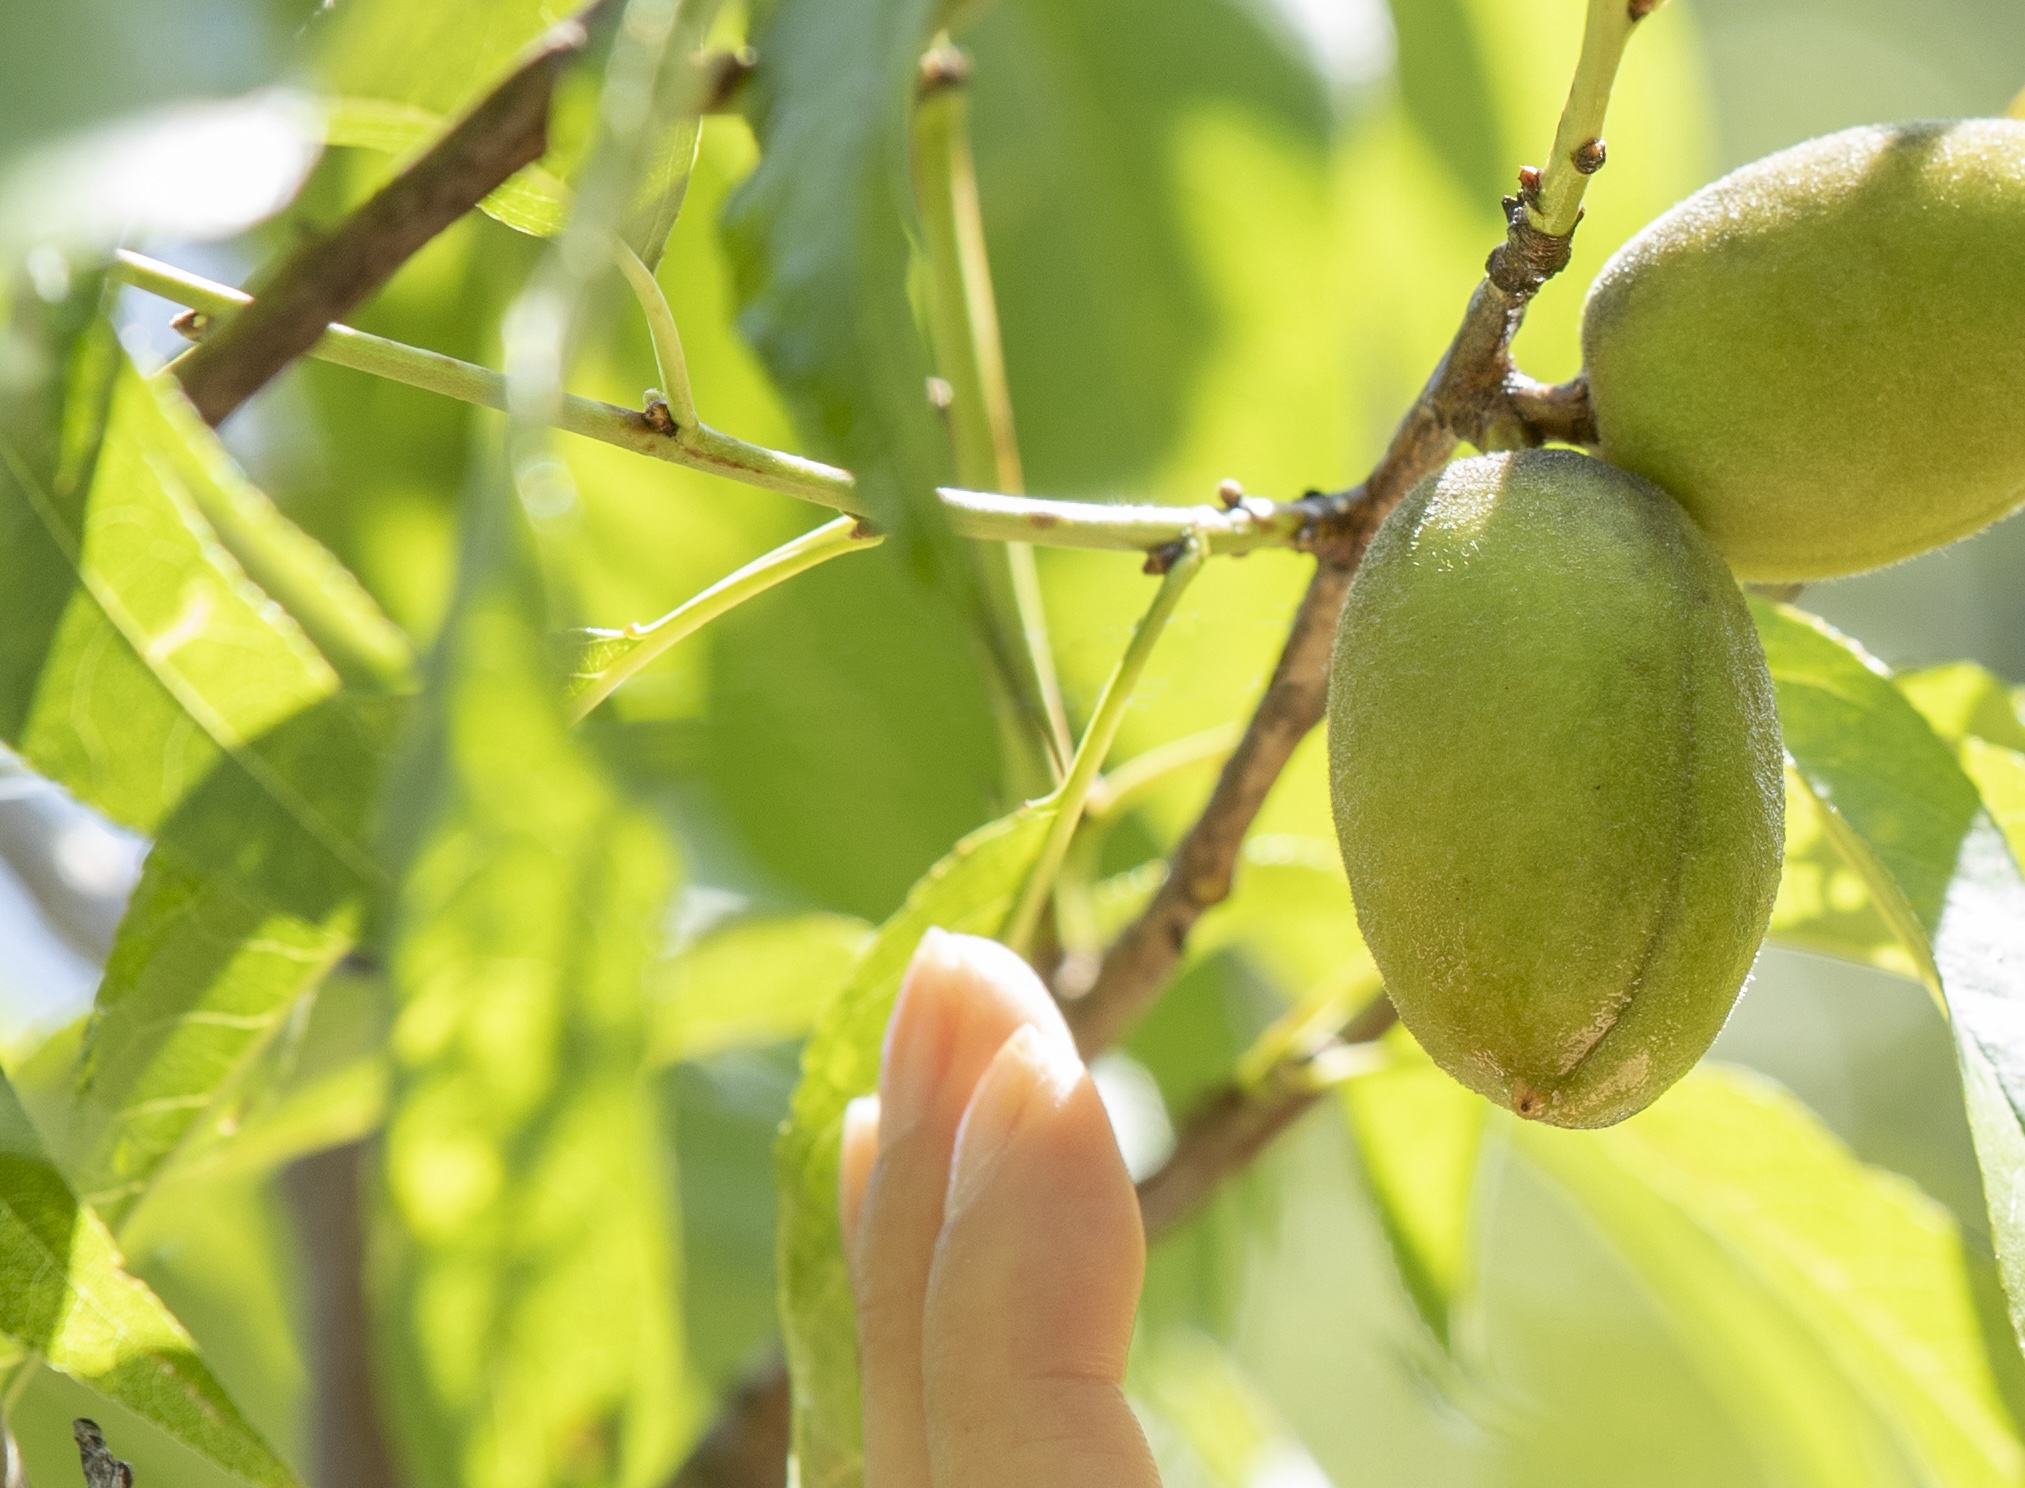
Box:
[880,929,960,1139]
[838,1095,881,1265]
[946,1024,1084,1215]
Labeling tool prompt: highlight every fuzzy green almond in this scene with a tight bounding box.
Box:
[1584,118,2025,581]
[1328,451,1784,1127]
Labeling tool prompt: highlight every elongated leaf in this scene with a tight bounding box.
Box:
[649,913,872,1065]
[0,1068,294,1488]
[1,344,339,837]
[776,802,1055,1488]
[1756,603,2025,1344]
[722,0,962,580]
[375,471,685,1488]
[0,306,403,1225]
[1517,1066,2024,1485]
[72,692,398,1227]
[1766,769,1921,978]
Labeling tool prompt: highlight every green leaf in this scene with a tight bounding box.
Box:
[1517,1066,2025,1485]
[0,309,403,1227]
[722,0,961,580]
[70,693,399,1227]
[374,473,686,1488]
[1756,602,2025,1347]
[1339,1036,1485,1349]
[0,1067,295,1488]
[776,802,1055,1488]
[1899,661,2025,752]
[648,913,873,1065]
[0,343,340,837]
[1766,769,1923,979]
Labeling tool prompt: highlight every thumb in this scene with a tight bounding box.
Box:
[920,1025,1161,1488]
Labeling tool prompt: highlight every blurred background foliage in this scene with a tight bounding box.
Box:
[2,0,2024,1485]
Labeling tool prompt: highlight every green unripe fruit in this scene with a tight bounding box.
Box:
[1583,119,2025,581]
[1328,451,1783,1128]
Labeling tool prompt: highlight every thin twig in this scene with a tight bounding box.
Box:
[172,1,612,425]
[124,250,1457,557]
[569,515,881,722]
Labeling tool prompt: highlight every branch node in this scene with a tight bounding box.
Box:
[169,308,209,342]
[1216,478,1245,510]
[1572,137,1607,174]
[918,43,972,95]
[1486,194,1579,299]
[1143,538,1188,576]
[642,390,677,435]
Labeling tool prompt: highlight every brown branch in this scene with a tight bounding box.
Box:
[283,1142,406,1488]
[1137,995,1398,1238]
[1064,187,1581,1057]
[669,1358,791,1488]
[172,2,613,426]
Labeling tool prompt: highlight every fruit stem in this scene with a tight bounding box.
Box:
[1005,535,1206,957]
[1530,0,1661,237]
[567,515,881,724]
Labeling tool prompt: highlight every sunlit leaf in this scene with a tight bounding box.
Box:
[70,692,397,1227]
[1767,769,1921,979]
[1899,661,2025,753]
[0,343,339,836]
[0,1067,295,1488]
[649,913,872,1065]
[0,308,401,1228]
[1517,1066,2024,1485]
[776,802,1054,1488]
[1756,602,2025,1347]
[373,470,687,1488]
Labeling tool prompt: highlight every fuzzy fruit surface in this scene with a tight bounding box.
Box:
[1583,118,2025,581]
[1328,451,1783,1128]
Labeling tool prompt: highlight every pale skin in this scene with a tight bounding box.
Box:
[837,927,1164,1488]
